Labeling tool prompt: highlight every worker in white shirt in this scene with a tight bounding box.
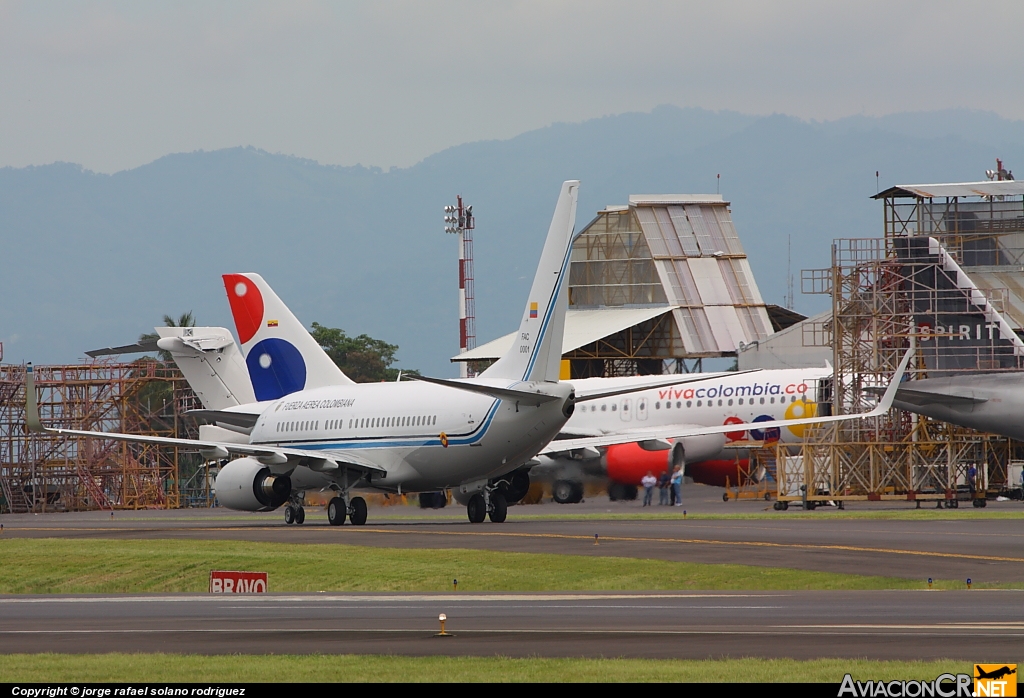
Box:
[641,471,657,507]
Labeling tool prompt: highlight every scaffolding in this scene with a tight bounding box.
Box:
[788,182,1024,505]
[0,360,204,513]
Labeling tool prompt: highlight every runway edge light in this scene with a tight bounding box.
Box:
[435,613,451,637]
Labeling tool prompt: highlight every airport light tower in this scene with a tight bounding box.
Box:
[444,196,477,377]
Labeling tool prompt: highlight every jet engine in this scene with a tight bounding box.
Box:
[604,433,726,486]
[214,457,292,511]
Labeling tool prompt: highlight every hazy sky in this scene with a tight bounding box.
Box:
[3,0,1023,173]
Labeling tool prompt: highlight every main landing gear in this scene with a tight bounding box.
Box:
[327,495,368,526]
[466,489,507,523]
[284,503,306,525]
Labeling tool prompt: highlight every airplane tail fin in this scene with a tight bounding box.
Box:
[222,273,354,401]
[480,180,579,383]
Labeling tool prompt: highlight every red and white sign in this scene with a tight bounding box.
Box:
[209,570,268,593]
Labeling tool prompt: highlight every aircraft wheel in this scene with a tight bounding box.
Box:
[981,498,987,508]
[294,506,305,525]
[488,492,508,523]
[571,482,585,504]
[806,501,816,510]
[467,494,486,523]
[327,497,346,526]
[553,480,577,504]
[349,497,368,525]
[764,492,772,501]
[773,501,782,511]
[284,505,295,525]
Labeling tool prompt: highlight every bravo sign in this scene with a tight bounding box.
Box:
[210,570,268,593]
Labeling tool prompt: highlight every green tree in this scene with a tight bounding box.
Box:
[310,322,418,383]
[138,312,197,363]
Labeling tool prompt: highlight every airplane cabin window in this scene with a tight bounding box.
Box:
[760,397,765,404]
[601,405,606,411]
[665,402,671,410]
[611,404,617,411]
[728,399,733,406]
[718,400,723,407]
[676,401,681,408]
[738,398,743,405]
[697,400,702,407]
[686,401,692,408]
[655,402,660,409]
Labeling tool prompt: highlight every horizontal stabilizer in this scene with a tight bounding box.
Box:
[405,375,561,405]
[186,410,261,429]
[85,339,159,358]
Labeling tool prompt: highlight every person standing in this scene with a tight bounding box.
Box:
[641,471,657,507]
[671,465,684,506]
[658,470,670,505]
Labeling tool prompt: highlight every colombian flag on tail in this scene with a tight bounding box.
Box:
[529,302,538,319]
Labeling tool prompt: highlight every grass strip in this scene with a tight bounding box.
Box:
[0,653,974,682]
[0,539,1007,593]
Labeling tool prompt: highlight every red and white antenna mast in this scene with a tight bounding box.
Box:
[445,196,477,377]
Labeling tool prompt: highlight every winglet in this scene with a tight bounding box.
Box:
[868,348,913,416]
[25,363,45,434]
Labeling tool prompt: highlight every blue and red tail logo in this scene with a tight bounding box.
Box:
[223,273,307,402]
[529,302,538,319]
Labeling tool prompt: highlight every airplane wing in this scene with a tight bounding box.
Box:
[540,349,912,455]
[408,370,761,405]
[864,386,986,407]
[24,365,386,477]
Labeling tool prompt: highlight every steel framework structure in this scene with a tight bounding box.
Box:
[787,187,1024,503]
[0,360,203,513]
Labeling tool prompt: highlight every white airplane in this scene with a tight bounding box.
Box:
[537,365,834,501]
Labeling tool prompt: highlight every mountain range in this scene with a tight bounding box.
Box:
[2,105,1023,376]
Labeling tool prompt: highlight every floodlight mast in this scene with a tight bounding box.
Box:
[444,195,477,377]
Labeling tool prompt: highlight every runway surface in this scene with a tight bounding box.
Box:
[4,491,1024,583]
[1,590,1020,659]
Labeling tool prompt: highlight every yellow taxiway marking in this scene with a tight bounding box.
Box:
[9,525,1024,566]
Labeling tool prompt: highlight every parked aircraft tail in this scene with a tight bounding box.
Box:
[222,273,354,401]
[480,180,579,383]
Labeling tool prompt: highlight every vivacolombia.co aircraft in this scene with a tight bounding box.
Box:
[536,364,834,501]
[27,180,909,525]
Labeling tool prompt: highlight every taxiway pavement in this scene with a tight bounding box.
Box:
[0,590,1020,659]
[4,488,1023,584]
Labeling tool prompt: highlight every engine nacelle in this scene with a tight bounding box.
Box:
[214,457,292,511]
[605,433,726,485]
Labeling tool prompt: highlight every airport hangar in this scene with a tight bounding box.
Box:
[454,193,799,378]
